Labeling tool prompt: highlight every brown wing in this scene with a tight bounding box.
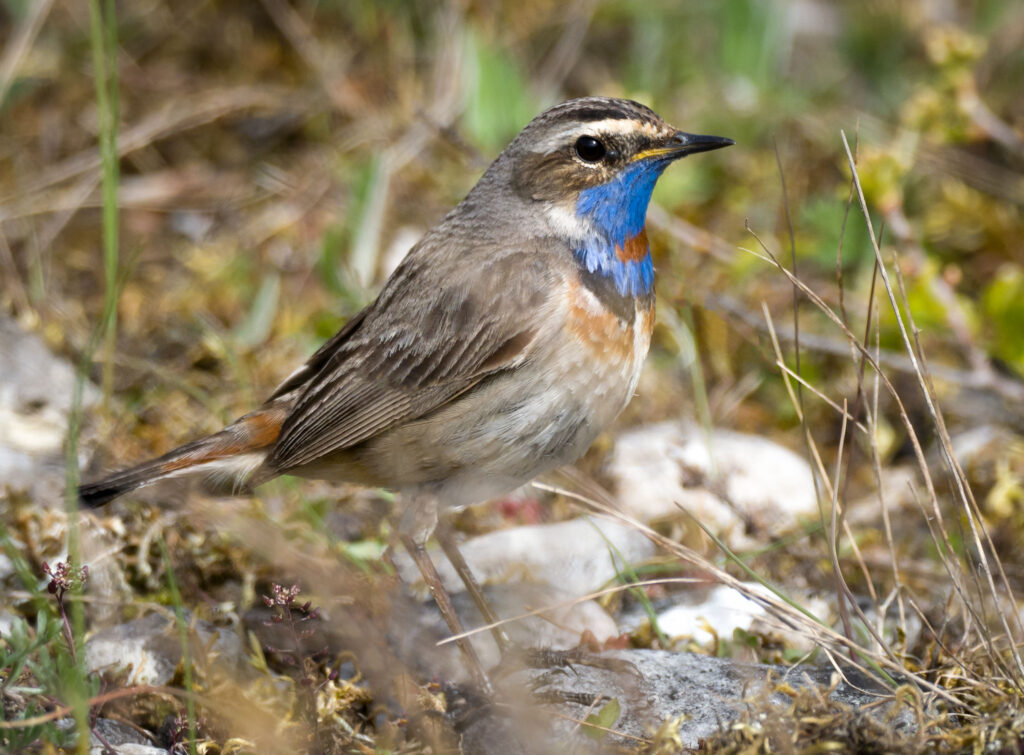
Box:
[266,241,561,472]
[266,307,370,401]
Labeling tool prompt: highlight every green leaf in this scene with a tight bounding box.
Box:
[981,264,1024,375]
[461,30,537,151]
[582,698,621,741]
[233,272,281,348]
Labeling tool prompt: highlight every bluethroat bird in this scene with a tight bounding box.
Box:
[79,97,733,693]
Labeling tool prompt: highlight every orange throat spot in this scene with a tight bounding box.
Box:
[615,228,649,263]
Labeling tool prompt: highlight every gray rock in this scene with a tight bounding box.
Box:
[86,612,249,686]
[86,613,176,686]
[53,717,167,754]
[89,717,164,752]
[460,649,915,752]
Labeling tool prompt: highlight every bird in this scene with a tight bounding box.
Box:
[79,96,733,693]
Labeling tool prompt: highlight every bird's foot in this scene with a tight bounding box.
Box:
[491,642,642,689]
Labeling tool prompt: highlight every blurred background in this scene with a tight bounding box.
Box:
[2,0,1024,750]
[3,0,1023,458]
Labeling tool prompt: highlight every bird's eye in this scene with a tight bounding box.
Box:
[574,135,607,163]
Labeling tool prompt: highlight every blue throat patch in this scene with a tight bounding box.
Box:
[574,160,666,298]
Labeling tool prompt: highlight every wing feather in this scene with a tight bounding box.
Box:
[266,243,561,472]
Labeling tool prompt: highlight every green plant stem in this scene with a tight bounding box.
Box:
[62,374,90,755]
[690,511,898,687]
[51,0,122,751]
[588,518,669,647]
[55,594,77,666]
[88,0,120,404]
[158,538,198,755]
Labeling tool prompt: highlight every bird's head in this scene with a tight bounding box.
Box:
[502,97,733,297]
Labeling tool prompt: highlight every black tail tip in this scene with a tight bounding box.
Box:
[78,480,130,508]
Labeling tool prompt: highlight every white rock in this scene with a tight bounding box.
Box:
[90,745,168,755]
[0,609,19,636]
[0,316,100,502]
[397,517,655,599]
[610,421,818,548]
[656,584,772,644]
[628,582,831,650]
[0,552,15,581]
[949,424,1006,466]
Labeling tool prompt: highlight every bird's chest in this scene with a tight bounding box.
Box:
[441,279,652,488]
[562,276,654,416]
[362,272,654,504]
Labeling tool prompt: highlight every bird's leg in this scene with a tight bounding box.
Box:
[435,523,640,683]
[520,646,642,679]
[435,528,632,684]
[400,494,494,697]
[434,526,512,653]
[400,535,495,696]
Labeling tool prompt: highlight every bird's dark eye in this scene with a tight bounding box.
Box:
[574,135,607,163]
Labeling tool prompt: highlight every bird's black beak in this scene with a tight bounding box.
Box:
[667,131,735,157]
[633,131,735,162]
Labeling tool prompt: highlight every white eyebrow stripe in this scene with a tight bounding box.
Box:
[529,118,666,153]
[584,118,664,137]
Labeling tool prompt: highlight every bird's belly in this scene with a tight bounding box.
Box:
[360,296,654,508]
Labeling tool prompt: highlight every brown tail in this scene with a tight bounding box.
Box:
[79,407,286,508]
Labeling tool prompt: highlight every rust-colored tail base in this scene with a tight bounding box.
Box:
[78,437,218,507]
[78,407,286,508]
